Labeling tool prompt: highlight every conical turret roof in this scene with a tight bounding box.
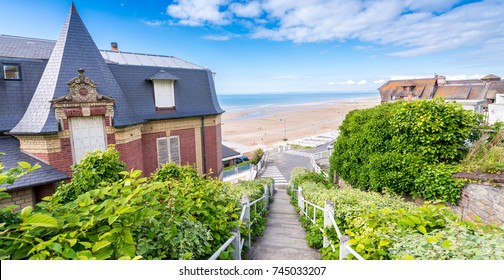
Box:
[11,3,136,134]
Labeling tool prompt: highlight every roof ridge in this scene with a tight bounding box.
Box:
[0,34,56,43]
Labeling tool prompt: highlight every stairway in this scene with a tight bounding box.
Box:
[247,188,321,260]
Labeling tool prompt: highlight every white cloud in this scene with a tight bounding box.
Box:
[373,79,386,84]
[357,80,367,85]
[166,0,504,58]
[203,34,237,41]
[167,0,230,26]
[229,1,262,18]
[338,80,356,85]
[143,20,166,27]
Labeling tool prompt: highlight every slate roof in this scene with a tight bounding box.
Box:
[108,65,223,122]
[0,4,222,133]
[10,3,138,134]
[148,70,180,81]
[222,145,240,160]
[0,136,68,190]
[0,36,206,70]
[0,35,55,59]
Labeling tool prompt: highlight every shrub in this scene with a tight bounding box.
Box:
[290,168,504,260]
[250,149,265,165]
[52,146,126,204]
[0,150,244,260]
[330,98,481,203]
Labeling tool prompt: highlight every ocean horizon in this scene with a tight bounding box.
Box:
[217,91,379,111]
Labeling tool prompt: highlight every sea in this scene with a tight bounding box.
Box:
[217,91,379,111]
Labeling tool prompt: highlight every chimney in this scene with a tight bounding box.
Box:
[111,42,119,51]
[437,75,446,86]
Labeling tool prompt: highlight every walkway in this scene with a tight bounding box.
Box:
[247,188,321,260]
[258,165,288,187]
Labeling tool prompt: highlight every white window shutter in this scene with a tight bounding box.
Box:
[169,136,180,164]
[153,81,175,108]
[156,137,169,168]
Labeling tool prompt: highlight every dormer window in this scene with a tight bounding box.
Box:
[2,64,21,80]
[148,70,179,109]
[153,80,175,108]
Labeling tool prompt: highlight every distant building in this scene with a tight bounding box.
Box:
[222,145,241,168]
[0,4,224,208]
[378,74,504,113]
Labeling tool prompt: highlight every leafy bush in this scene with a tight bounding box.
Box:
[330,98,480,203]
[290,169,504,260]
[0,148,248,260]
[250,149,265,165]
[229,178,273,242]
[52,146,126,204]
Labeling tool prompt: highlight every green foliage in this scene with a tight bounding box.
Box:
[0,148,247,260]
[0,157,41,228]
[53,146,126,204]
[250,149,265,165]
[462,128,504,174]
[230,178,273,242]
[290,168,504,260]
[330,98,480,203]
[292,171,331,189]
[0,147,275,260]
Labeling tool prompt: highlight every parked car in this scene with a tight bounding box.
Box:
[236,156,250,164]
[327,143,334,150]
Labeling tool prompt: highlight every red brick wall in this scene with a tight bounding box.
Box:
[116,138,144,173]
[34,183,55,203]
[204,124,222,177]
[170,128,196,166]
[141,132,166,176]
[34,137,73,176]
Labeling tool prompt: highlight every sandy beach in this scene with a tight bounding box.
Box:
[221,96,381,150]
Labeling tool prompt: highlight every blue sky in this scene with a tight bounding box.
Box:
[1,0,503,94]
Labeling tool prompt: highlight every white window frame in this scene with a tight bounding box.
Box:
[2,64,21,80]
[153,80,175,108]
[69,116,107,164]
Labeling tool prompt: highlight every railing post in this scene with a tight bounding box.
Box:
[297,187,304,213]
[339,235,351,260]
[232,231,241,260]
[241,195,251,249]
[263,184,269,209]
[323,200,334,248]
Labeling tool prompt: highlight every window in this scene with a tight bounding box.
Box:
[2,64,21,80]
[153,80,175,108]
[156,136,180,168]
[69,116,107,163]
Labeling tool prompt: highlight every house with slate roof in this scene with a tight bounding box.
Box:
[0,4,224,208]
[378,74,504,114]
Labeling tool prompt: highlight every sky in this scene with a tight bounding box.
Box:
[0,0,503,94]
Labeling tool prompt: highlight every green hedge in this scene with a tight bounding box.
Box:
[330,98,481,204]
[291,170,504,260]
[0,148,270,260]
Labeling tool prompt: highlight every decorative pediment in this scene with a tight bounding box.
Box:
[51,69,114,103]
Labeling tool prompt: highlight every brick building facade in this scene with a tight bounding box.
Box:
[0,4,224,208]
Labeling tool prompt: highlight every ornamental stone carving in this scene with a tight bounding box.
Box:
[51,69,114,103]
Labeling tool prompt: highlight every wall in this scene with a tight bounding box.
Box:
[488,103,504,125]
[452,183,504,225]
[0,188,34,210]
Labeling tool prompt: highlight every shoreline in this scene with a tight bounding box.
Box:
[221,96,381,152]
